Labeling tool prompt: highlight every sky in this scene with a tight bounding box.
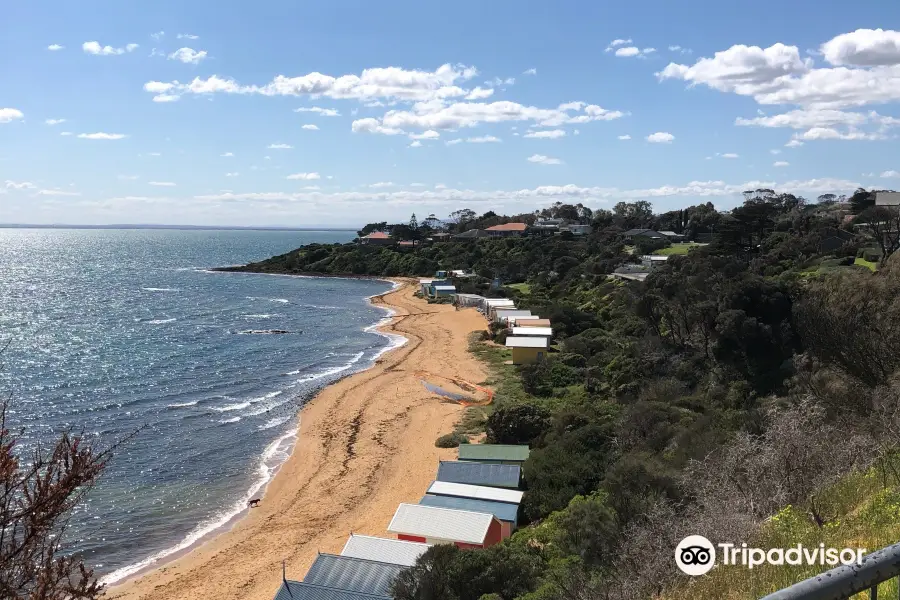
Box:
[2,0,900,227]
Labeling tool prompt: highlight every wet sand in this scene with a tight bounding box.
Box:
[107,280,488,600]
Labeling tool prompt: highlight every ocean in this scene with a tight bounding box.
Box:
[0,228,399,583]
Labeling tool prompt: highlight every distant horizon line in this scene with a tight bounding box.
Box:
[0,224,359,232]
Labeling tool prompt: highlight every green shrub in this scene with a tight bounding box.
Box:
[435,433,469,448]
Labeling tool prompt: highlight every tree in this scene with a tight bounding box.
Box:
[1,402,113,599]
[391,545,459,600]
[485,403,550,445]
[357,222,387,238]
[612,201,653,229]
[409,213,419,231]
[859,205,900,261]
[448,209,477,231]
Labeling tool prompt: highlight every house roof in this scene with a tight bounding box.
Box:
[505,336,549,349]
[485,222,528,232]
[434,285,456,290]
[495,310,532,318]
[273,581,390,600]
[387,503,496,545]
[876,191,900,206]
[507,315,540,324]
[516,318,552,327]
[658,231,681,236]
[511,326,552,337]
[340,535,429,567]
[640,255,669,261]
[420,495,519,524]
[458,444,530,463]
[623,228,663,237]
[483,299,515,306]
[426,480,524,504]
[453,229,490,238]
[436,460,521,488]
[362,232,390,239]
[304,554,405,596]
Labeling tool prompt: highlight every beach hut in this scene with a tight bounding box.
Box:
[493,309,532,324]
[303,554,405,596]
[506,315,540,325]
[436,460,521,489]
[387,503,503,549]
[511,326,552,338]
[426,480,524,505]
[273,581,390,600]
[480,298,515,316]
[431,284,456,298]
[458,444,531,466]
[452,293,485,308]
[340,534,430,567]
[435,270,448,278]
[516,318,552,328]
[419,279,435,295]
[505,336,549,364]
[420,495,519,539]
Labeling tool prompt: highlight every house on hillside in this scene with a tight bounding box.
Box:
[340,534,430,567]
[659,230,686,242]
[505,336,548,364]
[564,224,592,236]
[387,503,503,549]
[531,218,564,235]
[430,232,452,242]
[623,229,665,242]
[358,232,394,246]
[453,229,491,240]
[876,192,900,206]
[485,223,528,237]
[641,255,669,269]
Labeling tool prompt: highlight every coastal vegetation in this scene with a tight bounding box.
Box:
[221,188,900,598]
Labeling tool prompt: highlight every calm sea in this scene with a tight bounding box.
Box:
[0,229,398,582]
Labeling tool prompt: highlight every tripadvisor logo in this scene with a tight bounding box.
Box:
[675,535,866,576]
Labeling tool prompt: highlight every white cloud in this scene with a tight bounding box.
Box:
[286,172,321,180]
[488,77,516,86]
[60,131,72,136]
[409,130,440,140]
[792,127,884,141]
[83,41,138,55]
[153,94,180,103]
[221,152,234,157]
[0,108,25,123]
[168,48,207,65]
[409,140,423,148]
[293,107,340,117]
[821,29,900,66]
[147,152,162,156]
[523,68,537,75]
[647,131,675,143]
[77,132,127,140]
[301,124,320,130]
[735,108,869,129]
[618,134,632,140]
[5,180,37,190]
[881,170,900,178]
[351,118,404,135]
[410,183,426,187]
[606,39,633,51]
[148,181,176,187]
[118,174,140,180]
[47,44,64,51]
[177,33,200,40]
[669,45,692,54]
[45,118,66,125]
[445,139,463,146]
[771,149,782,154]
[225,172,239,177]
[466,135,501,143]
[774,161,790,167]
[721,153,739,158]
[465,87,494,100]
[369,182,394,188]
[151,31,165,41]
[615,47,641,57]
[527,154,562,165]
[267,143,293,149]
[36,189,81,197]
[524,129,566,139]
[785,139,804,148]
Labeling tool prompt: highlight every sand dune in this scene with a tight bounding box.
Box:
[107,280,488,600]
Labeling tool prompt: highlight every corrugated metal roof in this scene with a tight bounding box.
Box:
[511,326,552,337]
[483,299,515,306]
[517,318,552,327]
[434,285,456,290]
[436,461,521,489]
[458,444,530,463]
[495,309,531,317]
[273,581,390,600]
[340,535,429,567]
[304,554,405,596]
[420,495,518,524]
[387,503,495,545]
[426,480,524,504]
[505,336,548,349]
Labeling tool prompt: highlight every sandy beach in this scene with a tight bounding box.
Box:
[107,280,489,600]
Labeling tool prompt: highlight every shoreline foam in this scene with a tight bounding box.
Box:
[101,275,398,587]
[108,279,489,600]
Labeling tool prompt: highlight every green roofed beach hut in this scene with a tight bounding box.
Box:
[458,444,530,465]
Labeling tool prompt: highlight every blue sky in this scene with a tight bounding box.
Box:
[2,0,899,227]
